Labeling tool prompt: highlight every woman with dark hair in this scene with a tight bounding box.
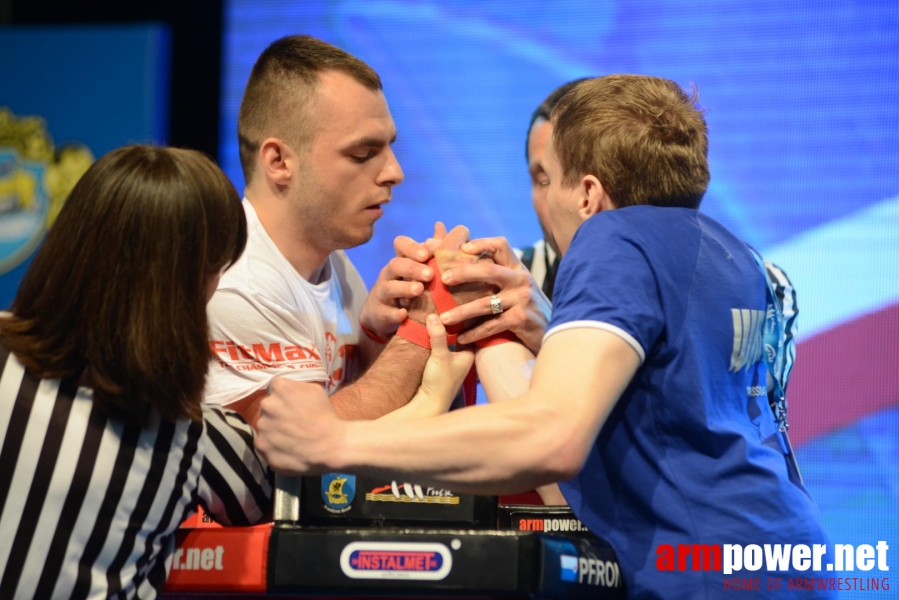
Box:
[0,144,473,599]
[0,145,273,599]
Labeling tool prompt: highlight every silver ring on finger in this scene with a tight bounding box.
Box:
[489,294,503,315]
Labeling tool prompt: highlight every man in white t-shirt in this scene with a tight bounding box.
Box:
[206,35,531,424]
[205,35,436,423]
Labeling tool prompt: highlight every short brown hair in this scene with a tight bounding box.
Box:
[551,75,709,209]
[237,35,382,184]
[0,145,246,426]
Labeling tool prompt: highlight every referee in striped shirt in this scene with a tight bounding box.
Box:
[0,146,274,599]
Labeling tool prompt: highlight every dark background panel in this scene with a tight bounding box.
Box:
[6,0,223,158]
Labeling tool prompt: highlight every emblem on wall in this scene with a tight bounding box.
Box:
[0,107,93,274]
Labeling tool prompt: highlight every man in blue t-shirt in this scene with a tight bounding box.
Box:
[257,75,834,599]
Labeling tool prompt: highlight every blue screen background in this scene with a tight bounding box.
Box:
[221,2,899,590]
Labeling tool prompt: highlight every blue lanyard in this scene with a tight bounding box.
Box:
[749,250,795,461]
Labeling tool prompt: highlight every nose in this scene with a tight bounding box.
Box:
[379,147,404,187]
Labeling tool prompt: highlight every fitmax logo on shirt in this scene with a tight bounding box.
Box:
[210,340,321,364]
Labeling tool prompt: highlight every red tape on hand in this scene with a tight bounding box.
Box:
[395,258,516,406]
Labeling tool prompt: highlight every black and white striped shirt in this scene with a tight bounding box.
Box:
[0,344,272,599]
[764,260,799,389]
[517,238,559,300]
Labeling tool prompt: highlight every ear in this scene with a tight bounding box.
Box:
[258,137,294,186]
[577,174,610,220]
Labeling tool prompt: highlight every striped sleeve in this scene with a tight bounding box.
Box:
[0,342,277,599]
[764,260,799,389]
[195,406,273,526]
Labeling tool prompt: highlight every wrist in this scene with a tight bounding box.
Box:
[360,321,391,344]
[400,391,443,420]
[406,290,435,325]
[327,419,358,472]
[475,337,534,371]
[390,327,432,359]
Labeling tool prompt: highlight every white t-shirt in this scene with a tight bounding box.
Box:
[204,200,368,406]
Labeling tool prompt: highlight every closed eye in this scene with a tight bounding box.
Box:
[530,167,549,187]
[352,150,377,163]
[346,132,396,163]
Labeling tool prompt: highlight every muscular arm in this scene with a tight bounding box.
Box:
[475,341,535,404]
[256,328,641,494]
[328,336,429,420]
[230,261,475,426]
[475,342,567,504]
[230,336,428,426]
[355,331,386,373]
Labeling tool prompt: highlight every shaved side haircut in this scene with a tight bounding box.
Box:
[237,35,382,184]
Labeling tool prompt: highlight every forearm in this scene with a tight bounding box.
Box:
[356,333,384,373]
[376,391,444,422]
[255,329,638,497]
[475,340,567,505]
[328,336,428,420]
[331,396,574,494]
[475,341,535,402]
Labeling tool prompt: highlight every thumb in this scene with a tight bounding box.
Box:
[425,314,449,361]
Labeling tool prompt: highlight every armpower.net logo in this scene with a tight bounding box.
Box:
[656,541,890,592]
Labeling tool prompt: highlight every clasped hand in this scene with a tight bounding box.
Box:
[360,222,550,354]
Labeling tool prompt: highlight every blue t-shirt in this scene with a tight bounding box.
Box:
[547,207,833,599]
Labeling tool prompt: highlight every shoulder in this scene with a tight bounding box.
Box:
[215,201,304,303]
[587,205,700,234]
[213,254,310,321]
[559,207,708,303]
[207,285,292,327]
[565,207,657,259]
[219,247,294,304]
[571,208,727,267]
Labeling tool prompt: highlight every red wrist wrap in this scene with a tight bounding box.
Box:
[360,322,391,345]
[395,257,516,406]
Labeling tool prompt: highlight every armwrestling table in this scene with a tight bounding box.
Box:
[163,474,626,599]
